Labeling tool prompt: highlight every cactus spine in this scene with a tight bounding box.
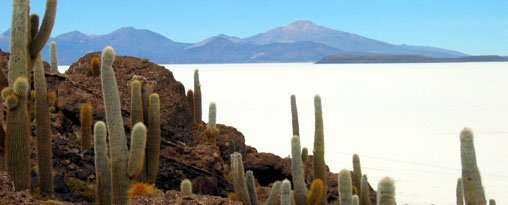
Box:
[34,53,54,197]
[291,136,307,205]
[187,90,194,124]
[338,169,353,205]
[306,179,325,205]
[460,128,486,205]
[80,103,93,150]
[280,179,292,205]
[130,80,143,129]
[313,95,327,205]
[127,123,147,179]
[376,177,396,205]
[290,95,299,136]
[49,41,59,73]
[145,93,161,183]
[180,179,192,194]
[360,175,371,205]
[205,102,220,144]
[352,154,362,201]
[246,170,258,205]
[266,181,281,205]
[230,152,251,205]
[457,178,464,205]
[100,46,130,204]
[94,121,112,205]
[193,69,202,125]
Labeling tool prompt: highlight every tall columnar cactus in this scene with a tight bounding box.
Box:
[80,102,93,151]
[205,102,220,144]
[360,175,371,205]
[376,177,396,205]
[245,170,258,205]
[290,95,299,136]
[280,179,292,205]
[130,80,143,129]
[49,41,59,73]
[193,69,202,125]
[100,46,130,204]
[34,54,54,197]
[94,121,112,205]
[352,154,362,199]
[457,178,464,205]
[306,179,325,205]
[265,181,281,205]
[338,169,353,205]
[230,152,251,205]
[460,128,486,205]
[313,95,327,205]
[187,90,194,124]
[145,93,161,183]
[5,0,56,190]
[291,135,307,205]
[127,123,147,179]
[180,179,192,194]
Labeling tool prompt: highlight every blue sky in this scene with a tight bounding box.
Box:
[1,0,507,55]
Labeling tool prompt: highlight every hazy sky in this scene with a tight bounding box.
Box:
[1,0,507,55]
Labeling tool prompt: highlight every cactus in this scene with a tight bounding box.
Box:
[489,199,496,205]
[130,80,143,129]
[30,14,40,40]
[193,69,202,125]
[291,136,307,205]
[301,147,308,163]
[360,175,371,205]
[460,128,486,205]
[127,123,147,179]
[245,170,258,205]
[376,177,396,205]
[338,169,353,205]
[266,181,281,205]
[100,46,130,204]
[180,179,193,194]
[80,103,93,151]
[205,102,220,144]
[352,195,359,205]
[49,41,59,73]
[187,90,194,124]
[94,121,111,205]
[141,80,156,127]
[34,54,54,197]
[352,154,362,201]
[313,95,327,205]
[89,57,101,77]
[306,179,325,205]
[290,95,299,136]
[230,152,251,205]
[29,0,57,59]
[145,93,161,183]
[457,178,464,205]
[280,179,292,205]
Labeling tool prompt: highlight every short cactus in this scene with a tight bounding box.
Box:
[49,41,59,73]
[180,179,193,194]
[89,57,100,77]
[127,122,147,179]
[145,93,161,183]
[457,178,464,205]
[130,79,143,129]
[313,95,327,205]
[93,121,111,205]
[301,147,308,163]
[205,102,220,144]
[245,170,258,205]
[338,169,353,205]
[489,199,496,205]
[360,175,371,205]
[280,179,292,205]
[460,128,486,205]
[290,95,299,136]
[80,103,93,151]
[306,179,325,205]
[230,152,251,205]
[291,136,307,205]
[376,177,396,205]
[265,181,281,205]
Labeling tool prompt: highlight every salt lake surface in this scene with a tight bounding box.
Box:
[167,62,508,205]
[60,62,508,204]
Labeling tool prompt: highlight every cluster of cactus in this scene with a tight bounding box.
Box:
[230,152,256,205]
[204,102,220,144]
[1,0,57,193]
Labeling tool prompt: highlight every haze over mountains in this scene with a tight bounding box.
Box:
[0,21,470,64]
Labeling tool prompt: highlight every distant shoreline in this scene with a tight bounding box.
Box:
[316,54,508,64]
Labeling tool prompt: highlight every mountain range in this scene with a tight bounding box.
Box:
[0,20,470,65]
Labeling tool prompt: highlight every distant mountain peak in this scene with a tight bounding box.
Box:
[188,34,246,49]
[284,20,322,30]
